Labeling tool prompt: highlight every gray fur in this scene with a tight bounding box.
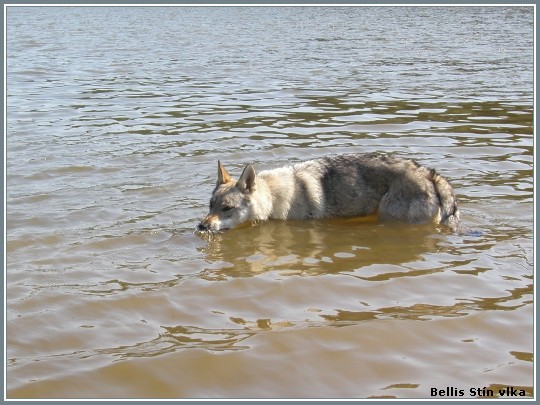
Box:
[197,153,461,233]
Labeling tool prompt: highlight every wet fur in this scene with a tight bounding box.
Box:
[198,153,460,233]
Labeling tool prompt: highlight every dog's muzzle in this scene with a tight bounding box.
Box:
[197,223,209,232]
[197,215,227,233]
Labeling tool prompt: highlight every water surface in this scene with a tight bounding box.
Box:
[6,6,534,399]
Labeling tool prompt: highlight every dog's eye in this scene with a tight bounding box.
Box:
[222,205,234,212]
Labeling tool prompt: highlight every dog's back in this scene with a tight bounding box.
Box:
[272,153,459,228]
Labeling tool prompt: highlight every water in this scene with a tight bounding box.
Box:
[5,6,534,399]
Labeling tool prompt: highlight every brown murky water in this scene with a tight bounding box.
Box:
[6,6,534,399]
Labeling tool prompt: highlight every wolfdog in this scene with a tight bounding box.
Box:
[197,153,461,233]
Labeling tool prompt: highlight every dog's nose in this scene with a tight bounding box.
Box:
[197,223,207,231]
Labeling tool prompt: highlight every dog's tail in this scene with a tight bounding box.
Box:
[431,170,461,232]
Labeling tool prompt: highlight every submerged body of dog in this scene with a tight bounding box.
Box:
[197,153,460,233]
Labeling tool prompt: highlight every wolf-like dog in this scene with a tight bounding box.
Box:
[197,153,461,233]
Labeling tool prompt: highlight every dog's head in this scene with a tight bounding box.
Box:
[197,161,257,233]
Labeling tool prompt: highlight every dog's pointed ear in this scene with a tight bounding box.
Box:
[217,161,233,185]
[237,164,256,194]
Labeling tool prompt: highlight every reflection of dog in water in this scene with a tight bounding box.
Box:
[198,219,442,277]
[197,153,461,234]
